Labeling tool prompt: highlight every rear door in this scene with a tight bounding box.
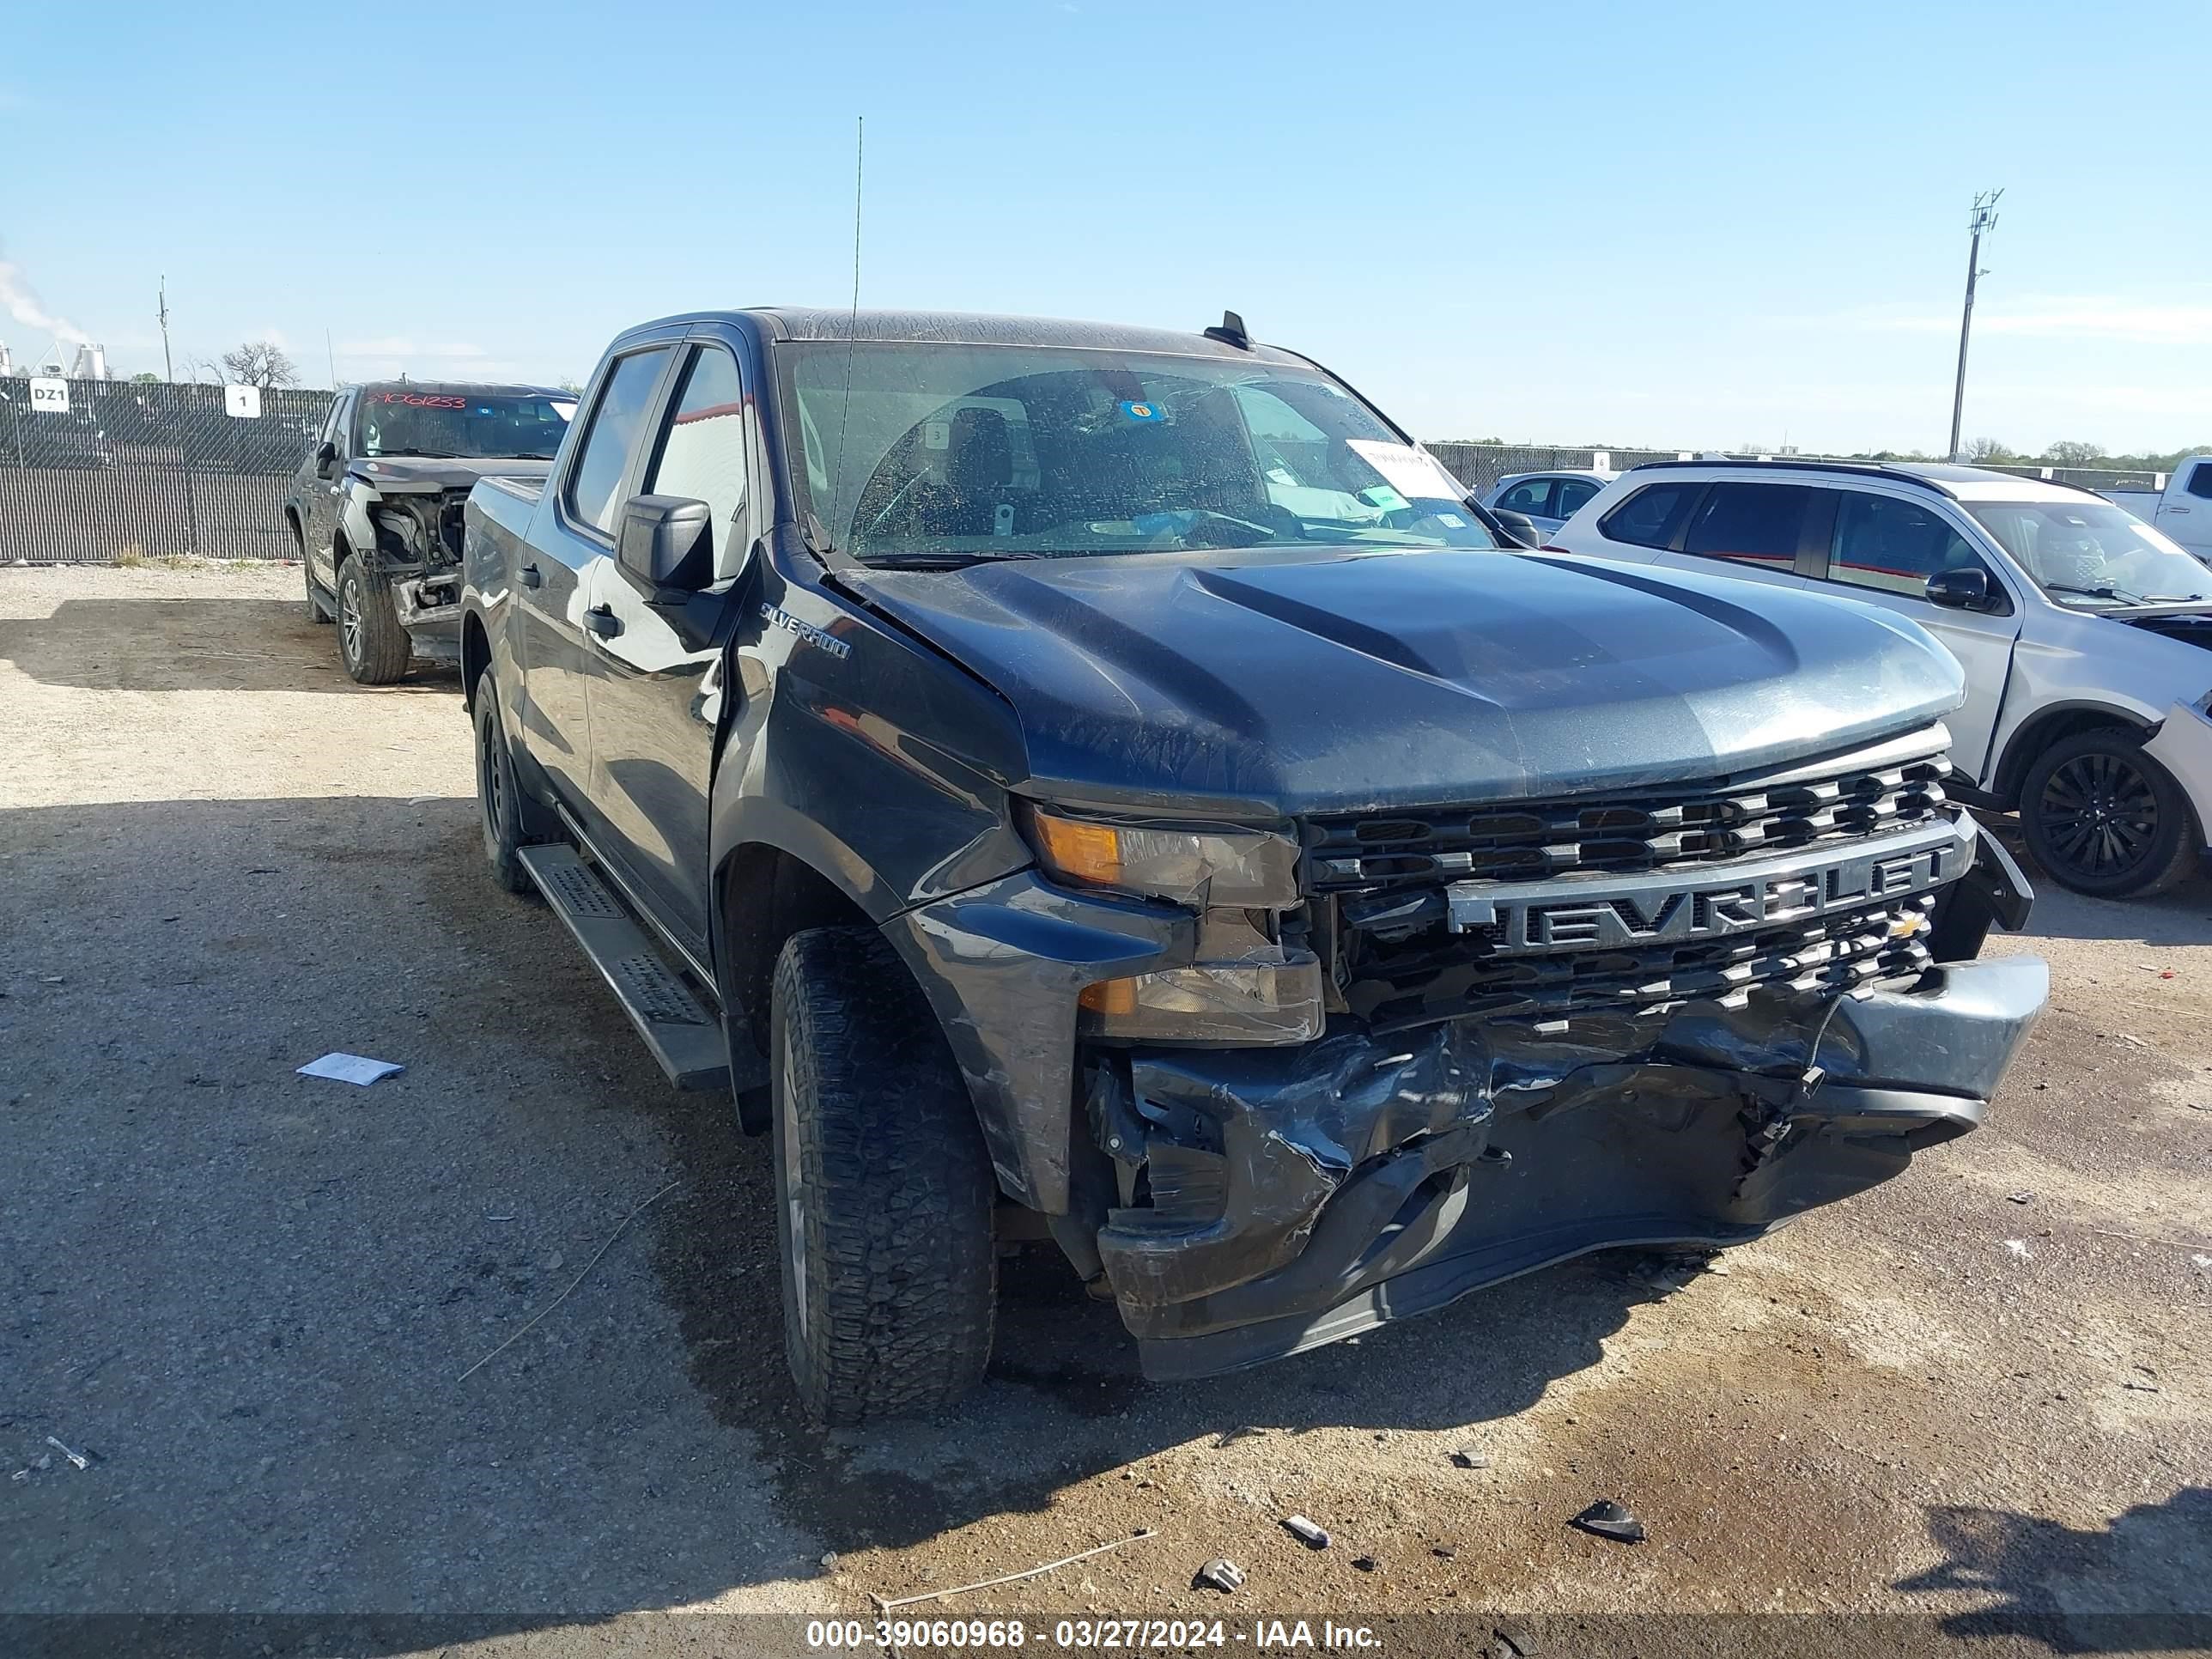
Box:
[520,343,676,814]
[580,337,757,956]
[1650,480,1824,593]
[1805,487,2022,784]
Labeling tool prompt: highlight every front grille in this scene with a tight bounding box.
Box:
[1344,895,1936,1030]
[1309,734,1958,1031]
[1308,750,1951,896]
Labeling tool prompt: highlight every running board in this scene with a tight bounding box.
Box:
[518,843,743,1092]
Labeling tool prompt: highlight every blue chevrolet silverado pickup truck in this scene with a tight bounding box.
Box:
[459,307,2046,1423]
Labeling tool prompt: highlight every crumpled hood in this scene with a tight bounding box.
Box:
[346,456,553,493]
[850,548,1965,815]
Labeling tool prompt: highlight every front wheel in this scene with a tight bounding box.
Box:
[771,927,997,1425]
[2020,728,2199,898]
[336,555,410,684]
[472,678,537,896]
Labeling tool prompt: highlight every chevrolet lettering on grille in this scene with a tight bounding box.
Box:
[1444,816,1975,954]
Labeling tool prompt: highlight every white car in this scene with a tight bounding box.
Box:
[1482,469,1614,538]
[1546,459,2212,897]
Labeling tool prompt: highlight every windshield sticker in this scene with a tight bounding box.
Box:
[1120,400,1166,424]
[1359,484,1410,512]
[1347,439,1468,504]
[378,392,469,409]
[1436,512,1468,528]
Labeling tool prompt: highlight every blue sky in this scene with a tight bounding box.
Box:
[3,0,2206,455]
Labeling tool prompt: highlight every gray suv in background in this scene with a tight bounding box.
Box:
[284,382,574,682]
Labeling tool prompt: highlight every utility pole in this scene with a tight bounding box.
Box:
[1948,190,2002,462]
[157,275,173,383]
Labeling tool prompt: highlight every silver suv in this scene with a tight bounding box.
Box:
[1548,460,2212,898]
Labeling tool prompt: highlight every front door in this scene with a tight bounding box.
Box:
[580,341,751,956]
[1808,489,2023,785]
[520,344,673,813]
[305,392,353,589]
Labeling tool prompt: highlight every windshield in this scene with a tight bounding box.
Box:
[779,343,1498,565]
[1966,500,2210,606]
[355,390,576,461]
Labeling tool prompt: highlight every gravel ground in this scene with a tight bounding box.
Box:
[3,566,2207,1658]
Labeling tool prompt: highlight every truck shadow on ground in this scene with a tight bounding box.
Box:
[0,596,459,693]
[1893,1488,2212,1652]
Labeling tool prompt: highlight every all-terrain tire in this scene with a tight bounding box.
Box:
[297,520,331,623]
[336,554,411,684]
[771,926,996,1425]
[472,678,538,896]
[2021,727,2199,899]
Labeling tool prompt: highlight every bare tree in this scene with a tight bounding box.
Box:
[220,340,299,390]
[1962,436,2014,463]
[2044,439,2106,466]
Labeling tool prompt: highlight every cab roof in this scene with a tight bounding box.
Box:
[653,307,1310,366]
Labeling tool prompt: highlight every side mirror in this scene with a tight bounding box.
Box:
[1491,507,1543,550]
[313,441,337,478]
[1926,566,1999,612]
[616,494,714,594]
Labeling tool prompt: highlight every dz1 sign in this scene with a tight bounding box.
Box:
[29,377,70,414]
[224,384,263,420]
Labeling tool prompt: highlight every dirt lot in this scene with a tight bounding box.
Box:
[3,566,2208,1657]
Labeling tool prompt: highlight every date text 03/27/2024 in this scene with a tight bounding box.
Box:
[805,1618,1382,1650]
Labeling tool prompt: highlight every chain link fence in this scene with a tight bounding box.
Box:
[1425,442,1689,495]
[0,379,332,564]
[0,377,2182,565]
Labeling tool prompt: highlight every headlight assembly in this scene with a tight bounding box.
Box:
[1024,805,1300,909]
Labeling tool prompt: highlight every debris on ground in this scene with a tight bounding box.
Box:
[819,1552,839,1570]
[1432,1546,1458,1559]
[295,1053,404,1086]
[1193,1559,1244,1595]
[1449,1449,1491,1469]
[44,1436,91,1471]
[1352,1554,1378,1572]
[2008,1191,2033,1204]
[871,1530,1152,1611]
[1494,1620,1537,1656]
[2122,1380,2161,1393]
[1570,1499,1646,1544]
[2005,1239,2032,1260]
[1281,1515,1331,1550]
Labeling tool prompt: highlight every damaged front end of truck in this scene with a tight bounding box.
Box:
[341,460,510,660]
[898,726,2045,1381]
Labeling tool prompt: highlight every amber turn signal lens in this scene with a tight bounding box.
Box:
[1031,812,1124,887]
[1079,977,1139,1017]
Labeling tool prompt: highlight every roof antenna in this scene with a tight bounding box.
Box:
[1204,310,1250,349]
[820,114,864,555]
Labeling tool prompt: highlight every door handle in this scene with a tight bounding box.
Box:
[2166,505,2191,514]
[582,605,623,638]
[519,563,543,587]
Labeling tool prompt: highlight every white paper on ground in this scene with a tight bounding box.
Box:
[297,1052,405,1085]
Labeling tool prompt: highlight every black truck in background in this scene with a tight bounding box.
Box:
[459,307,2045,1424]
[286,382,574,682]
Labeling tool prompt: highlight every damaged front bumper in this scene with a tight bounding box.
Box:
[1097,952,2045,1379]
[390,572,462,660]
[889,811,2047,1381]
